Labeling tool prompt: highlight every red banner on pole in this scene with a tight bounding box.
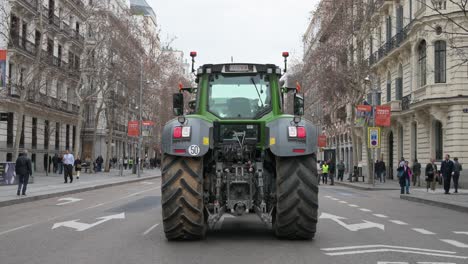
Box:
[128,121,139,137]
[375,105,391,127]
[356,105,372,112]
[318,135,327,148]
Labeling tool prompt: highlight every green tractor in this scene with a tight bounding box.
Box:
[161,52,319,240]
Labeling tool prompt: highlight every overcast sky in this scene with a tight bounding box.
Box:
[147,0,319,67]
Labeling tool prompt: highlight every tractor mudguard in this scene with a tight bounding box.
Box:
[266,117,318,157]
[162,117,212,157]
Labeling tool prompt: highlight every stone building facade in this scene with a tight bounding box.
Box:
[0,0,85,172]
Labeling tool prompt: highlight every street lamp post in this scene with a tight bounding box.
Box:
[364,76,376,187]
[137,61,143,178]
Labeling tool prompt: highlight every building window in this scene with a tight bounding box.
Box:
[55,122,60,150]
[72,126,76,151]
[411,122,417,160]
[32,117,37,149]
[7,113,14,148]
[19,115,25,148]
[399,126,404,159]
[66,124,70,150]
[434,120,443,160]
[396,65,403,100]
[386,72,391,102]
[418,40,427,87]
[434,40,446,83]
[44,120,49,150]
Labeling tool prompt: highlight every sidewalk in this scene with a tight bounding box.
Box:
[400,188,468,213]
[0,168,161,208]
[333,178,401,190]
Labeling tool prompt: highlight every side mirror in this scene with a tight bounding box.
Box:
[173,93,184,116]
[294,93,304,116]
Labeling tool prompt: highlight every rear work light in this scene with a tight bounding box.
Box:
[173,126,191,139]
[288,126,306,139]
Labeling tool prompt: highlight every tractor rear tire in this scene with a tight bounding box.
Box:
[161,155,206,240]
[274,154,319,239]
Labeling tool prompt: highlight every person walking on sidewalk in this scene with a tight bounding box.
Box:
[74,157,82,180]
[412,159,422,187]
[337,160,345,182]
[329,160,335,185]
[322,161,329,185]
[425,158,438,192]
[52,154,59,173]
[58,154,64,175]
[15,151,32,196]
[317,161,322,185]
[397,161,411,194]
[440,154,454,194]
[96,155,104,172]
[453,157,463,193]
[63,149,75,183]
[123,157,128,170]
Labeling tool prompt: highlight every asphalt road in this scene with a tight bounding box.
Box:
[1,178,467,264]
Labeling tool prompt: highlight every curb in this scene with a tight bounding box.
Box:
[0,175,160,208]
[334,181,400,191]
[400,194,468,213]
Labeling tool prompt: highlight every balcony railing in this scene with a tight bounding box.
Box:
[17,0,39,11]
[71,29,85,44]
[401,94,412,111]
[60,22,71,36]
[9,34,38,57]
[369,24,410,65]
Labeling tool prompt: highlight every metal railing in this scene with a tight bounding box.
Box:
[18,0,38,11]
[401,94,412,111]
[369,24,410,65]
[9,34,38,57]
[71,29,85,44]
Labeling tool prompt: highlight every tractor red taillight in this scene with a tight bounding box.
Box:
[173,126,191,139]
[288,126,306,139]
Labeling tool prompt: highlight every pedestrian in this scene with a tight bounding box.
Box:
[397,161,411,194]
[374,159,380,181]
[123,157,128,170]
[63,149,75,183]
[405,161,412,194]
[412,159,422,187]
[453,157,463,193]
[379,160,386,183]
[96,155,103,172]
[322,161,329,184]
[52,154,59,173]
[440,154,454,194]
[15,151,32,196]
[58,154,64,174]
[129,158,134,170]
[74,156,82,180]
[425,158,438,192]
[337,160,345,181]
[317,161,322,185]
[329,160,335,185]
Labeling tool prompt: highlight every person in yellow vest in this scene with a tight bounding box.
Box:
[322,162,329,184]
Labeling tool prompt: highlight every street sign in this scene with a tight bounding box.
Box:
[368,127,381,148]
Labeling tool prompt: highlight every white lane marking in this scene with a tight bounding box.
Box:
[140,181,155,185]
[359,208,372,212]
[85,203,105,209]
[373,214,388,218]
[331,198,339,201]
[348,204,359,207]
[324,195,333,198]
[454,231,468,235]
[377,262,407,264]
[214,214,235,230]
[52,213,125,232]
[412,228,436,235]
[319,212,384,231]
[56,197,83,206]
[440,239,468,248]
[323,249,468,259]
[321,244,456,254]
[339,201,348,204]
[0,224,32,236]
[389,220,408,225]
[418,262,457,264]
[143,223,160,236]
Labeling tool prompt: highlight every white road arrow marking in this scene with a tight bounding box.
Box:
[52,213,125,231]
[412,228,436,235]
[319,212,384,231]
[440,239,468,248]
[454,231,468,235]
[56,197,82,206]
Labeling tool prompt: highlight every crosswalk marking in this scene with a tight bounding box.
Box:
[412,228,436,235]
[348,204,359,207]
[389,220,408,225]
[440,239,468,248]
[373,214,388,218]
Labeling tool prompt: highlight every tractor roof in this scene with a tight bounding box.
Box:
[198,63,281,75]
